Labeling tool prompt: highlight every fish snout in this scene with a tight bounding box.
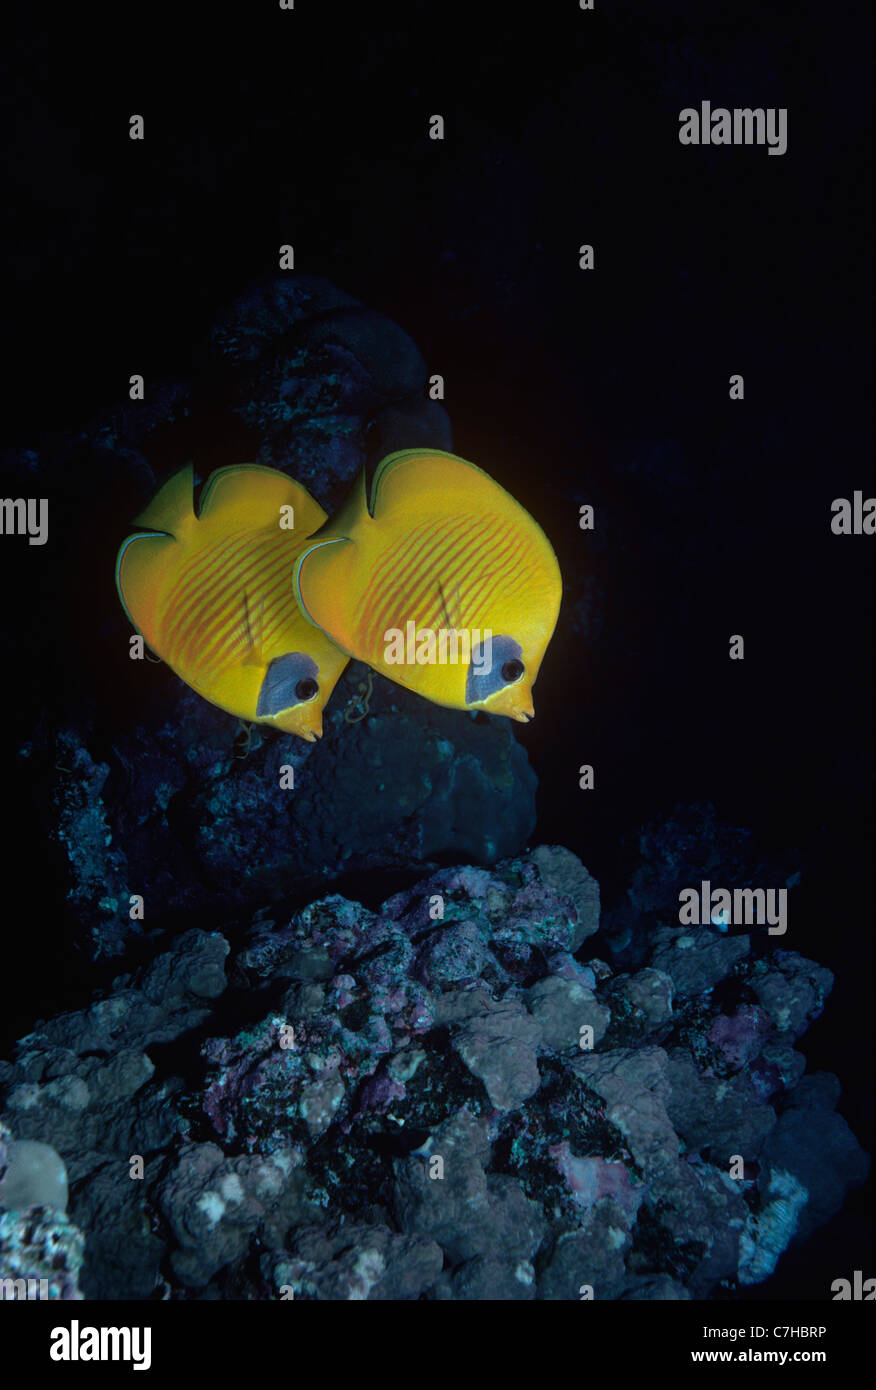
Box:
[296,707,324,742]
[511,704,535,723]
[484,684,536,723]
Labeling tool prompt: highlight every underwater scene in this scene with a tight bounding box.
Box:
[0,0,872,1354]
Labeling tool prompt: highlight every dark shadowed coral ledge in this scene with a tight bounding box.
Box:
[0,846,867,1300]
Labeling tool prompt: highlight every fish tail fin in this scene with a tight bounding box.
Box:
[133,463,196,538]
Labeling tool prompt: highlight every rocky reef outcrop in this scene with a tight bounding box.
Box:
[1,840,867,1300]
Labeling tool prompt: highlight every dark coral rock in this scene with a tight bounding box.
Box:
[748,1046,797,1105]
[539,1202,632,1300]
[416,921,489,988]
[707,1005,774,1070]
[491,1060,628,1220]
[606,968,674,1043]
[761,1091,870,1244]
[294,673,538,872]
[640,1159,748,1295]
[0,848,867,1300]
[156,1142,312,1290]
[452,996,542,1111]
[71,1163,164,1300]
[526,846,601,946]
[649,925,750,999]
[383,846,598,986]
[548,1145,644,1224]
[447,1253,536,1300]
[570,1047,680,1172]
[621,1274,692,1300]
[37,669,539,958]
[5,929,229,1062]
[664,1051,776,1163]
[50,733,131,959]
[393,1108,545,1270]
[209,276,452,506]
[0,1204,85,1300]
[525,975,611,1053]
[749,952,834,1037]
[263,1220,443,1301]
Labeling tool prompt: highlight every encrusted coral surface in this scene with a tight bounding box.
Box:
[1,839,867,1300]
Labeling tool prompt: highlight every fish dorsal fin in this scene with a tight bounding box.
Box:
[197,464,326,535]
[368,449,498,519]
[133,463,196,538]
[308,466,370,542]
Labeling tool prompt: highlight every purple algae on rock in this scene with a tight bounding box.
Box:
[0,833,868,1299]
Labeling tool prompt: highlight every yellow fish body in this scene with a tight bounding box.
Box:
[116,464,348,741]
[295,449,562,721]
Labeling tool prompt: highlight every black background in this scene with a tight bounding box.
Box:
[1,0,872,1298]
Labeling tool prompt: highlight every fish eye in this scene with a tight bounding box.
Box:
[465,634,524,705]
[257,653,320,718]
[501,658,524,684]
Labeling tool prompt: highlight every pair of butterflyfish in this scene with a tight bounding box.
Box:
[115,449,562,741]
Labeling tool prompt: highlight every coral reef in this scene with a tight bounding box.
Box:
[0,1122,84,1299]
[209,277,453,498]
[0,839,867,1299]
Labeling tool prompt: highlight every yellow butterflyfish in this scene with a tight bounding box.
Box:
[294,449,561,721]
[115,463,348,741]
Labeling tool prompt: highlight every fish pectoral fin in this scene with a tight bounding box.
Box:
[133,463,196,537]
[197,464,327,534]
[435,578,463,634]
[233,590,269,666]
